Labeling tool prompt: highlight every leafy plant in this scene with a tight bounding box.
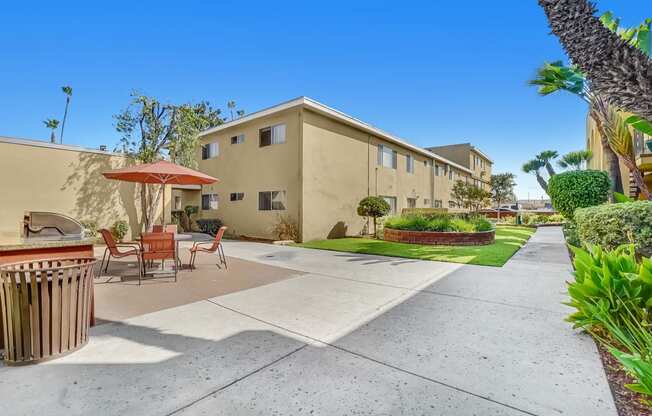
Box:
[111,220,129,241]
[384,214,493,233]
[574,201,652,257]
[547,170,610,219]
[565,245,652,330]
[195,218,223,236]
[609,349,652,399]
[357,196,391,238]
[272,214,299,241]
[522,159,549,193]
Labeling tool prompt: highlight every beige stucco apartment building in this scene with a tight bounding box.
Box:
[185,97,493,242]
[0,136,169,240]
[426,143,493,192]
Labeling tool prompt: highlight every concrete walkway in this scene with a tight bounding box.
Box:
[0,227,616,415]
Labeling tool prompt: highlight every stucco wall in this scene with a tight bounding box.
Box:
[197,108,301,240]
[0,139,169,240]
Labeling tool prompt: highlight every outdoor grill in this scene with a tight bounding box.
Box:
[23,211,84,239]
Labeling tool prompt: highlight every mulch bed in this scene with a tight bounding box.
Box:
[596,342,652,416]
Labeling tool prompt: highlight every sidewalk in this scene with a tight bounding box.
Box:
[0,227,616,415]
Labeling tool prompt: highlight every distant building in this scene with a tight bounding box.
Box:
[517,199,553,211]
[424,143,493,193]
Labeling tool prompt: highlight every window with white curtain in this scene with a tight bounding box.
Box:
[202,194,219,210]
[201,142,219,159]
[378,145,397,169]
[259,124,286,147]
[381,196,397,214]
[258,190,286,211]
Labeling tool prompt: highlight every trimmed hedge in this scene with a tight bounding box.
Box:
[548,170,610,219]
[574,201,652,256]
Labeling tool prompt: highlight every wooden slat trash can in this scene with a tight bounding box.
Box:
[0,258,96,365]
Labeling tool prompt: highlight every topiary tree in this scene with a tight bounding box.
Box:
[547,170,610,219]
[357,196,390,238]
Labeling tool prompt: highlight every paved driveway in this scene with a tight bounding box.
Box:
[0,227,616,415]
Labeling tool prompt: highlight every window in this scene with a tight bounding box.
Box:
[201,142,219,159]
[202,193,219,210]
[433,200,443,208]
[406,155,414,173]
[258,190,286,211]
[230,192,244,201]
[407,197,417,208]
[448,200,457,208]
[231,134,245,144]
[434,164,440,176]
[448,168,453,180]
[259,124,286,147]
[381,196,397,214]
[423,199,430,207]
[377,145,397,169]
[174,196,181,210]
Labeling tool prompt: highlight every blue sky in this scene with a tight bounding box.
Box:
[1,0,648,199]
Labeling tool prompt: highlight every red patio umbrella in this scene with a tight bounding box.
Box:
[102,160,219,226]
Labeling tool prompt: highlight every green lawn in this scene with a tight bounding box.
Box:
[295,226,536,267]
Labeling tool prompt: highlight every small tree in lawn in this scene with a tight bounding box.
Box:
[451,180,491,212]
[357,196,390,238]
[490,173,516,221]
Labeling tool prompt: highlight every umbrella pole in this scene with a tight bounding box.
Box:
[162,183,166,226]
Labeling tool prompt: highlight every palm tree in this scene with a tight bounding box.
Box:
[558,150,593,170]
[60,86,72,144]
[529,61,623,193]
[536,150,558,177]
[43,118,60,143]
[522,159,548,193]
[227,100,236,120]
[537,0,652,122]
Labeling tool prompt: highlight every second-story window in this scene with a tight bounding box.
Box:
[448,168,453,180]
[406,155,414,173]
[201,142,219,160]
[231,134,245,144]
[260,124,286,147]
[378,144,397,169]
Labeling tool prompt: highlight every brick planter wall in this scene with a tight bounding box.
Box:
[383,228,495,246]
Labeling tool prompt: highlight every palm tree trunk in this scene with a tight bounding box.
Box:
[535,173,548,193]
[60,97,70,144]
[544,163,556,178]
[590,111,624,194]
[620,156,652,200]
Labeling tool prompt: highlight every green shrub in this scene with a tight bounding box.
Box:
[196,218,223,236]
[574,201,652,257]
[111,220,129,241]
[81,220,99,237]
[563,221,581,247]
[547,170,610,219]
[383,214,493,233]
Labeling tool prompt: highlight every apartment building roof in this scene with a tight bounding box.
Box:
[199,96,473,174]
[0,135,123,157]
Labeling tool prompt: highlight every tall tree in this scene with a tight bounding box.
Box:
[43,118,59,143]
[557,150,592,170]
[490,173,517,221]
[227,100,236,120]
[115,93,224,231]
[450,181,491,213]
[60,86,72,144]
[536,150,558,177]
[529,61,623,193]
[538,0,652,123]
[522,159,548,193]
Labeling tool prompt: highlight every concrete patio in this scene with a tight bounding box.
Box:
[0,227,616,415]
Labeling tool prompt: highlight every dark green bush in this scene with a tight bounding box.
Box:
[574,201,652,256]
[196,218,223,236]
[547,170,610,219]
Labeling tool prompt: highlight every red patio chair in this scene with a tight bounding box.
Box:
[141,232,178,283]
[189,226,228,270]
[99,228,142,281]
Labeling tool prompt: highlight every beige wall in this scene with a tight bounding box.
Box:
[197,108,302,240]
[0,139,169,240]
